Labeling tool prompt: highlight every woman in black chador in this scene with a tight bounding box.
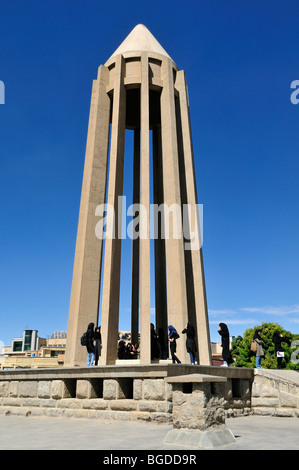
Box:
[94,326,102,366]
[218,323,234,366]
[182,322,197,364]
[86,322,95,366]
[273,330,290,369]
[168,325,181,364]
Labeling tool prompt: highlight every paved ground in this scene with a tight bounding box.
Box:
[0,414,298,450]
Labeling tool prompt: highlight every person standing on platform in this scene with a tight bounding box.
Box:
[182,322,197,365]
[94,326,102,366]
[168,325,181,364]
[86,322,95,366]
[253,329,264,369]
[273,330,290,369]
[218,323,234,367]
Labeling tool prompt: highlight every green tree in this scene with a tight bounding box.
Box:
[230,322,299,370]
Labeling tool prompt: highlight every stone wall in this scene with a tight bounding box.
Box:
[0,376,173,423]
[223,377,252,417]
[252,369,299,417]
[0,365,298,423]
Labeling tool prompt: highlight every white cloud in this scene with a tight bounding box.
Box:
[208,309,237,316]
[209,318,256,325]
[241,305,299,316]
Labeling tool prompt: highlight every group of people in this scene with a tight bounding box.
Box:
[84,323,102,366]
[252,328,290,370]
[117,341,139,360]
[151,322,198,365]
[218,323,291,369]
[83,321,289,369]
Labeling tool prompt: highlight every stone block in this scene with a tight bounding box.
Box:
[82,399,108,410]
[0,382,9,398]
[22,398,42,407]
[157,401,172,413]
[19,381,38,398]
[252,397,279,408]
[76,380,91,399]
[275,407,296,417]
[164,427,236,448]
[143,379,166,401]
[172,390,187,407]
[9,381,19,398]
[280,391,297,408]
[51,380,75,399]
[103,379,117,400]
[113,411,131,421]
[133,379,142,400]
[109,399,137,411]
[130,411,151,421]
[150,412,170,423]
[57,398,82,409]
[138,400,158,412]
[3,398,22,407]
[38,381,51,399]
[39,399,57,408]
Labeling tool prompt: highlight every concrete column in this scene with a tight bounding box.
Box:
[175,70,212,365]
[153,126,168,354]
[100,55,126,365]
[131,129,140,346]
[65,65,110,367]
[160,58,189,364]
[139,53,151,364]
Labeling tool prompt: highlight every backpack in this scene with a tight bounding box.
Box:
[80,332,87,346]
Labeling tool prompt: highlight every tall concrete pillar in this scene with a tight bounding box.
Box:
[65,24,212,366]
[160,58,189,364]
[100,55,126,365]
[175,71,212,364]
[139,52,151,364]
[64,66,110,367]
[130,129,140,346]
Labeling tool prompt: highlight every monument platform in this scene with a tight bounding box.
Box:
[0,365,298,427]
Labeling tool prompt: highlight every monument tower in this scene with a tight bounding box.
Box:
[64,25,212,366]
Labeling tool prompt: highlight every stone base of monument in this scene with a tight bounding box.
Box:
[163,374,237,448]
[164,426,236,448]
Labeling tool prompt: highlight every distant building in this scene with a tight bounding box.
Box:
[11,330,44,352]
[0,330,66,370]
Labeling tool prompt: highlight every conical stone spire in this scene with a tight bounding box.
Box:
[106,24,172,63]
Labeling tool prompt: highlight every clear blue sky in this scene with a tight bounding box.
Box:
[0,1,298,346]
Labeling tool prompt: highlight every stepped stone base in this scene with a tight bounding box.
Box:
[164,426,236,448]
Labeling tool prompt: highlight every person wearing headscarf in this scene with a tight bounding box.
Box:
[94,325,102,366]
[117,340,126,360]
[218,323,234,366]
[86,322,95,366]
[273,330,290,369]
[168,325,181,364]
[182,322,197,364]
[150,323,159,360]
[157,327,167,360]
[253,329,264,369]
